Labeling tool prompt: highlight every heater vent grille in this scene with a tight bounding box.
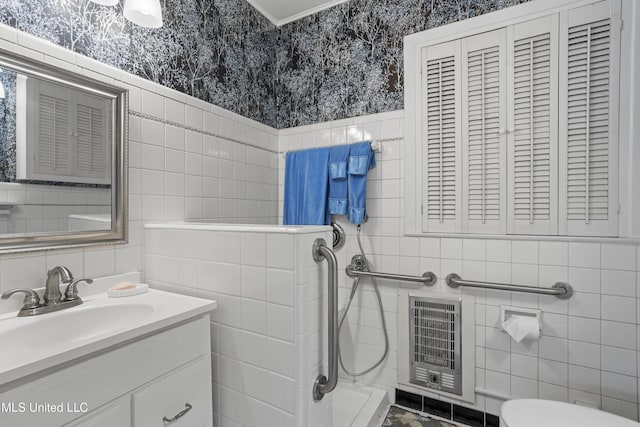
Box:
[409,296,462,395]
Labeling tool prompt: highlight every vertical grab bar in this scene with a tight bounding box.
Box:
[312,238,338,401]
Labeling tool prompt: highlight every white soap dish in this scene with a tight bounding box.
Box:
[107,283,149,298]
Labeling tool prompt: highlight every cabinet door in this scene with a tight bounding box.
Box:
[63,396,130,427]
[132,356,212,427]
[559,0,621,236]
[421,41,462,233]
[462,29,508,234]
[507,16,559,235]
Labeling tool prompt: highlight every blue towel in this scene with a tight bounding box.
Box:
[328,145,351,215]
[283,147,331,225]
[347,142,376,224]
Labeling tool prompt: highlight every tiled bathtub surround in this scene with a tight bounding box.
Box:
[278,110,640,421]
[0,25,279,312]
[143,223,333,427]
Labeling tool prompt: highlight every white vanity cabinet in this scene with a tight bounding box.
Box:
[0,314,212,427]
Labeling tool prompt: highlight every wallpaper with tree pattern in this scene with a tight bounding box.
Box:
[0,69,16,182]
[0,0,528,130]
[276,0,528,128]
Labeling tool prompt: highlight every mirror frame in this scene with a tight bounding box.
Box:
[0,48,128,253]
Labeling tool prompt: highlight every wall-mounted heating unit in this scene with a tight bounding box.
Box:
[397,290,475,403]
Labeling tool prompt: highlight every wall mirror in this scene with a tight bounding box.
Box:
[0,48,127,253]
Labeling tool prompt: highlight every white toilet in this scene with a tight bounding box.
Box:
[501,399,640,427]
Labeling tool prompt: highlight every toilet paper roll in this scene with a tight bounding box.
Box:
[501,314,539,343]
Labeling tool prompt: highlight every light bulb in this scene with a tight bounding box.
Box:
[89,0,119,6]
[123,0,163,28]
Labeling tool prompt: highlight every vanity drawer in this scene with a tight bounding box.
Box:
[132,356,211,427]
[63,395,130,427]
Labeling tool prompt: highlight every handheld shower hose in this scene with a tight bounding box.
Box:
[337,224,390,377]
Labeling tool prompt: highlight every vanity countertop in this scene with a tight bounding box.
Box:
[0,289,216,387]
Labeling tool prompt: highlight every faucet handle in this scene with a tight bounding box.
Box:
[64,278,93,301]
[1,289,41,309]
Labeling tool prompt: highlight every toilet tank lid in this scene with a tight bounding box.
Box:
[501,399,640,427]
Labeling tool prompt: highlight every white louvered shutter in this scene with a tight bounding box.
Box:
[507,16,559,235]
[559,2,620,236]
[34,83,72,177]
[422,41,462,233]
[17,78,113,185]
[74,94,109,182]
[462,29,507,234]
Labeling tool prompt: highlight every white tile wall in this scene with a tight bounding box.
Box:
[144,225,333,427]
[278,110,640,421]
[0,182,110,233]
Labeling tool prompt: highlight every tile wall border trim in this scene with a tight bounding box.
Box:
[129,110,279,155]
[278,136,404,155]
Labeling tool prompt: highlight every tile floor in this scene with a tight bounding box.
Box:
[382,405,469,427]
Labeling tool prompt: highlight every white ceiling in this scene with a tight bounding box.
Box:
[246,0,348,26]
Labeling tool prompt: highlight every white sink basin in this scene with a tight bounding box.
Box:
[0,303,155,352]
[0,289,216,386]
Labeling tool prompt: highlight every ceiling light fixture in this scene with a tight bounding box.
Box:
[89,0,163,28]
[123,0,163,28]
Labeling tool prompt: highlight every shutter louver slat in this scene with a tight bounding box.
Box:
[508,15,558,235]
[76,104,105,176]
[466,46,502,224]
[425,55,457,224]
[38,94,70,172]
[512,33,552,224]
[566,19,610,223]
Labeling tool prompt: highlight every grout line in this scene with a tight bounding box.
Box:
[129,111,279,155]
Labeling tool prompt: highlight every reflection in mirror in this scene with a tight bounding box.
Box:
[0,68,112,234]
[0,49,127,253]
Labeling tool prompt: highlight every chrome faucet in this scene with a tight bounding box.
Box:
[1,266,93,317]
[43,265,73,305]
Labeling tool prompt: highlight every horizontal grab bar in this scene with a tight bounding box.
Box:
[345,266,436,286]
[445,273,573,299]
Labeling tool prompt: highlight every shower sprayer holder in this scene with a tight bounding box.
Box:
[349,254,370,272]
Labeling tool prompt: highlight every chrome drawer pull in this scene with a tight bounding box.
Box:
[162,403,192,424]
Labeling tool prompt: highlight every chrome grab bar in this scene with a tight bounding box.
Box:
[445,273,573,299]
[345,265,437,286]
[312,238,339,401]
